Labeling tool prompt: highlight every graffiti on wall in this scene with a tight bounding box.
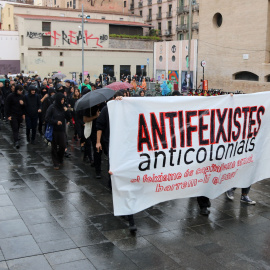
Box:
[27,32,44,39]
[44,30,108,48]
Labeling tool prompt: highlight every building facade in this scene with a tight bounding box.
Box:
[198,0,270,93]
[1,4,154,79]
[0,31,20,74]
[154,40,198,90]
[127,0,199,41]
[43,0,126,13]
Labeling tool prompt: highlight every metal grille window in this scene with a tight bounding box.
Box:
[42,22,51,32]
[42,36,51,46]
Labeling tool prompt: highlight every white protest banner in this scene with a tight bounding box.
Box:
[108,93,270,216]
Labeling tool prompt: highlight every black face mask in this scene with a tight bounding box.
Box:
[54,93,65,110]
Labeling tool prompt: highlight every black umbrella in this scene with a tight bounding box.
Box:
[74,87,115,111]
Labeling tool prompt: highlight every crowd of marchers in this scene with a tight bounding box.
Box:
[0,72,256,233]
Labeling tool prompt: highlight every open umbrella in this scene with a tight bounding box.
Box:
[52,73,66,80]
[64,79,78,85]
[107,82,133,91]
[74,87,115,111]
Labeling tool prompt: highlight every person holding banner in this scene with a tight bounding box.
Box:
[96,92,137,233]
[226,186,256,204]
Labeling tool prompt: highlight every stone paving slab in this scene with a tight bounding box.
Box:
[0,122,270,269]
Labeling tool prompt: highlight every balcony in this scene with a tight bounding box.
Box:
[138,1,143,8]
[146,15,152,22]
[130,3,134,10]
[176,24,188,32]
[156,13,162,20]
[192,22,199,30]
[157,0,162,3]
[166,11,172,18]
[177,5,189,15]
[147,0,152,5]
[165,30,172,36]
[192,3,199,12]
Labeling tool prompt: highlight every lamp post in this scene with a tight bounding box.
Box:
[81,4,84,84]
[187,0,192,90]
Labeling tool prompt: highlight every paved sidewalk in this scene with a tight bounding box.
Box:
[0,122,270,270]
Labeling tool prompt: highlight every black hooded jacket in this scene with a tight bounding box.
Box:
[45,93,70,132]
[24,87,41,118]
[5,91,25,118]
[2,80,11,100]
[42,88,55,121]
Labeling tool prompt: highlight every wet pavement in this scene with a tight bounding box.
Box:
[0,121,270,270]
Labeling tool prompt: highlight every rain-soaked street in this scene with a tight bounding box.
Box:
[0,122,270,270]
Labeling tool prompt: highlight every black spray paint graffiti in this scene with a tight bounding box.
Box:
[45,30,107,48]
[27,32,44,39]
[100,34,108,43]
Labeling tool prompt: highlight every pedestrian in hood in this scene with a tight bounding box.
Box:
[24,85,41,144]
[45,93,71,169]
[5,85,25,148]
[2,80,11,116]
[56,83,65,94]
[42,87,56,135]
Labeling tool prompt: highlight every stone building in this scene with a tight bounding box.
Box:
[126,0,199,41]
[198,0,270,93]
[0,3,154,79]
[43,0,126,14]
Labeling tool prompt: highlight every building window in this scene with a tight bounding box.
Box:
[140,10,142,17]
[103,65,114,77]
[60,52,63,56]
[234,71,259,81]
[38,51,42,56]
[179,33,184,40]
[120,65,131,80]
[124,1,126,7]
[158,22,161,32]
[67,2,69,7]
[42,36,51,46]
[136,65,147,76]
[73,0,76,9]
[168,21,172,33]
[42,22,51,32]
[213,13,223,28]
[60,61,64,67]
[21,35,24,46]
[21,53,24,64]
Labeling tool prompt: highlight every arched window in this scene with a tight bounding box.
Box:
[265,75,270,82]
[233,71,259,81]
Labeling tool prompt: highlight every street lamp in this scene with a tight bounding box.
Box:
[187,0,192,91]
[78,5,90,84]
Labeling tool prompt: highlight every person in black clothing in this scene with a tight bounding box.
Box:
[69,88,81,141]
[45,93,70,169]
[24,85,41,144]
[2,80,11,120]
[83,104,103,178]
[96,91,137,233]
[5,85,25,149]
